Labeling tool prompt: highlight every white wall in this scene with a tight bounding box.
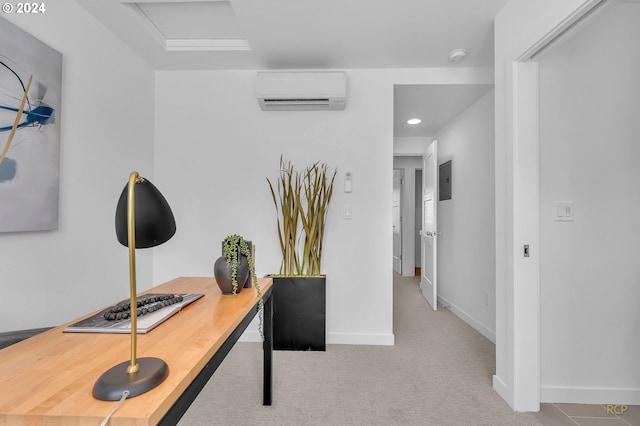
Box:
[153,68,493,344]
[537,2,640,404]
[394,136,431,156]
[436,89,495,343]
[154,69,394,344]
[0,1,156,332]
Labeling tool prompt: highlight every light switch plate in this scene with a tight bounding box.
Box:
[554,201,574,222]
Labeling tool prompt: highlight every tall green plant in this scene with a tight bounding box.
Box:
[267,156,336,276]
[267,157,302,275]
[298,161,336,275]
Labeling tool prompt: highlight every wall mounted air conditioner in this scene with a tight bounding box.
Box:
[256,71,347,111]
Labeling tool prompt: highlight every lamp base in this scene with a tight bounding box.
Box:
[93,357,169,401]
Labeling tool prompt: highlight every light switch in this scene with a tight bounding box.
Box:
[564,203,573,219]
[554,201,574,222]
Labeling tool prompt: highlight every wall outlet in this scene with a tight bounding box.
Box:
[483,292,490,307]
[343,204,352,220]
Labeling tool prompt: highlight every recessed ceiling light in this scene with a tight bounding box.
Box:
[407,118,421,125]
[448,48,467,63]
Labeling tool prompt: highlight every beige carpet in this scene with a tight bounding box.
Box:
[178,274,540,425]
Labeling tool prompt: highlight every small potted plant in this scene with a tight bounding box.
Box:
[214,234,264,338]
[214,234,261,295]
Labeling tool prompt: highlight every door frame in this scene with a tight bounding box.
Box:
[414,168,422,276]
[493,0,606,412]
[392,168,404,274]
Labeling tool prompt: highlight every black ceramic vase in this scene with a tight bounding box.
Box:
[214,254,249,294]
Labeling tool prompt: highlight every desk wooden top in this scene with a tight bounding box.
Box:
[0,276,272,426]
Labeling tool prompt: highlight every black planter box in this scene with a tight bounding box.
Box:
[271,276,326,351]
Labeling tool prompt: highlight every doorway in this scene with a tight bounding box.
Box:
[392,156,422,278]
[393,83,496,339]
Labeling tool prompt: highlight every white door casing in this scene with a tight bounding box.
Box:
[393,169,403,274]
[494,0,606,411]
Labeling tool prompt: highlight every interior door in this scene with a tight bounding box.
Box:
[392,169,403,274]
[420,140,438,310]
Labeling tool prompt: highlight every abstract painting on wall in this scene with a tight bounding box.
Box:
[0,17,62,232]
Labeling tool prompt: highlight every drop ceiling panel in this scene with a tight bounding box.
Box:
[135,1,244,39]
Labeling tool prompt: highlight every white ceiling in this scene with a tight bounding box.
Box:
[394,84,494,138]
[75,0,508,137]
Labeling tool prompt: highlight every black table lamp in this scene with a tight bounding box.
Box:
[93,171,176,401]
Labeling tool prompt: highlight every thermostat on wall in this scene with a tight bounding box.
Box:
[344,171,353,193]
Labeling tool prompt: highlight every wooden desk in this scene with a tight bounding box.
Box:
[0,276,273,425]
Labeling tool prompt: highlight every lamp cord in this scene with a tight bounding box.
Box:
[100,390,129,426]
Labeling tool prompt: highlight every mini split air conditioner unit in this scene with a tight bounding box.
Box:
[256,71,347,111]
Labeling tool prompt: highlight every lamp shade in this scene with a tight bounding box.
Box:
[115,177,176,248]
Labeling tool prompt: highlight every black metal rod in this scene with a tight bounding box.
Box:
[263,291,274,405]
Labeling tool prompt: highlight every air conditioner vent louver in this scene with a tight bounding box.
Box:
[262,98,332,110]
[256,71,347,111]
[263,99,330,103]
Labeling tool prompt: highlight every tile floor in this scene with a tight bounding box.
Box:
[531,403,640,425]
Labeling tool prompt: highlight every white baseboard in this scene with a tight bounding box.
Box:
[327,332,395,346]
[541,385,640,405]
[493,375,514,409]
[239,330,395,346]
[437,295,496,343]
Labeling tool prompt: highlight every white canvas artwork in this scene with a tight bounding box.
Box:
[0,17,62,232]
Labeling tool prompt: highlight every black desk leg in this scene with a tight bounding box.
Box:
[263,292,273,405]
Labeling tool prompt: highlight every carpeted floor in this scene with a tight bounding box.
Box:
[178,274,540,425]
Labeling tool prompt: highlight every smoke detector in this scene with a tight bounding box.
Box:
[448,49,467,63]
